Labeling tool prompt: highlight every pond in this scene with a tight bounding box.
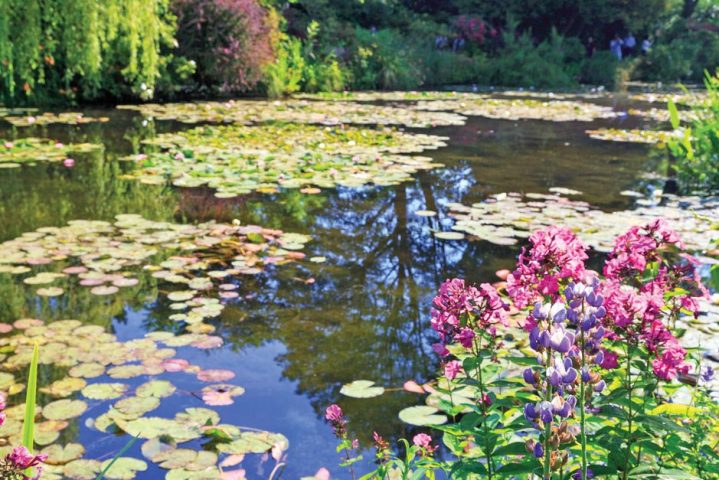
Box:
[0,92,693,479]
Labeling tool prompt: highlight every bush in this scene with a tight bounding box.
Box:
[485,29,583,89]
[579,51,620,88]
[261,28,346,98]
[347,28,423,91]
[668,71,719,193]
[172,0,275,93]
[327,221,719,479]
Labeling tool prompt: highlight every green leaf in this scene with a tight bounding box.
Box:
[649,403,703,417]
[340,380,385,398]
[398,406,447,426]
[668,99,680,130]
[22,343,39,451]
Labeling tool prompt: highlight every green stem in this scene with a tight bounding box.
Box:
[622,344,634,480]
[474,338,494,480]
[579,329,588,480]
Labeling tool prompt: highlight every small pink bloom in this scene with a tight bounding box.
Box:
[600,349,619,369]
[54,142,63,148]
[4,141,13,148]
[325,404,343,422]
[63,158,75,168]
[413,433,432,448]
[444,360,462,380]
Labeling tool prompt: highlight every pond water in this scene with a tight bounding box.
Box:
[0,93,670,479]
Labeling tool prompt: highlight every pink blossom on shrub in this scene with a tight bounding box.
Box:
[443,360,463,380]
[173,0,275,92]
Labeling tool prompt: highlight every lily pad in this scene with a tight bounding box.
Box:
[340,380,385,398]
[42,399,88,420]
[398,406,447,426]
[82,383,128,400]
[99,457,148,480]
[136,380,176,399]
[64,459,102,480]
[41,443,85,465]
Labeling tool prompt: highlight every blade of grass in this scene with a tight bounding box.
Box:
[95,435,140,480]
[22,343,39,451]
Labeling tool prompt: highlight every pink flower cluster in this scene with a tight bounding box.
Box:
[507,226,588,308]
[430,279,508,356]
[600,219,706,380]
[603,219,681,279]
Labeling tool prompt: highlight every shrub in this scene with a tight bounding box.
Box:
[485,29,583,89]
[172,0,275,93]
[579,51,620,88]
[327,221,719,479]
[668,70,719,193]
[347,28,423,91]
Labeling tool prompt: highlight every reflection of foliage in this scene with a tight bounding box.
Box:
[0,147,178,242]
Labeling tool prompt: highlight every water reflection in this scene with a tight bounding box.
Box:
[0,98,662,477]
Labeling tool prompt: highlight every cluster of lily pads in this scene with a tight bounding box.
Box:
[0,317,287,479]
[0,214,310,325]
[118,100,465,128]
[438,191,719,253]
[0,138,100,168]
[120,123,447,197]
[0,214,314,478]
[585,128,681,144]
[412,98,618,122]
[2,112,110,127]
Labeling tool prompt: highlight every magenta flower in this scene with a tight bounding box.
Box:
[412,433,432,448]
[325,404,343,422]
[444,360,463,380]
[6,446,47,469]
[508,226,587,307]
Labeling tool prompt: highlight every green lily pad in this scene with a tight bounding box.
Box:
[42,399,88,420]
[82,382,128,400]
[41,443,85,465]
[41,377,87,397]
[99,457,148,480]
[64,459,102,480]
[398,406,447,426]
[136,380,176,399]
[216,431,289,455]
[434,231,465,240]
[340,380,385,398]
[113,396,161,419]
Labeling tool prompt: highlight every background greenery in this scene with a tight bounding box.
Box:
[0,0,717,104]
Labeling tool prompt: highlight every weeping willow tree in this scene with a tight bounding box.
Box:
[0,0,178,104]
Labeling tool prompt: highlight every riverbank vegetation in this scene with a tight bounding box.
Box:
[1,0,718,104]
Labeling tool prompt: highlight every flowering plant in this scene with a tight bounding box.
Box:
[327,220,719,479]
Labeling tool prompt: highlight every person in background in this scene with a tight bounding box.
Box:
[586,36,596,57]
[623,32,636,56]
[610,34,623,60]
[641,37,652,55]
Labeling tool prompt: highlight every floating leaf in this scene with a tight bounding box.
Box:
[42,399,88,420]
[82,383,128,401]
[201,384,245,406]
[41,377,87,397]
[41,443,85,465]
[196,369,235,383]
[398,406,447,426]
[340,380,385,398]
[64,459,102,480]
[434,231,465,240]
[99,458,148,480]
[113,396,161,419]
[36,287,64,297]
[136,380,176,399]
